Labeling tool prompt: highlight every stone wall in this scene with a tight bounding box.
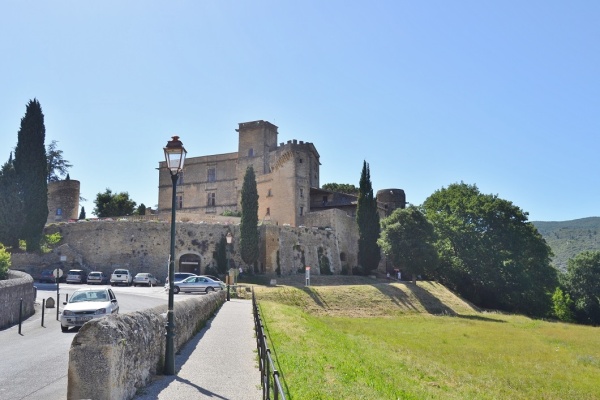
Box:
[11,216,366,282]
[0,270,36,329]
[67,291,225,400]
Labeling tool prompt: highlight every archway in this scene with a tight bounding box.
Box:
[179,253,201,275]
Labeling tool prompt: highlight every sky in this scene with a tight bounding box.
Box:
[1,1,599,222]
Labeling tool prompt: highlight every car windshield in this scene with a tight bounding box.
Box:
[70,291,108,303]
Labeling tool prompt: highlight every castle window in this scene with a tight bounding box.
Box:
[248,148,254,157]
[340,252,346,262]
[300,188,304,198]
[266,207,270,215]
[207,192,216,206]
[177,171,184,185]
[56,208,62,216]
[267,189,272,197]
[299,158,303,163]
[177,195,183,210]
[299,206,304,216]
[207,168,216,182]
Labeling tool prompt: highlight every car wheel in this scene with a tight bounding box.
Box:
[206,287,215,293]
[61,325,69,333]
[173,286,180,294]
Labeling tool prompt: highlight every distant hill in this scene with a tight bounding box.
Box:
[532,217,600,271]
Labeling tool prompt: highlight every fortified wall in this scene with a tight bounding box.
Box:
[11,213,361,280]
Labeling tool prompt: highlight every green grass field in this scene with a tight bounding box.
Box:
[254,279,600,399]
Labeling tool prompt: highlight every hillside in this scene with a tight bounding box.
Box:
[532,217,600,271]
[253,275,479,317]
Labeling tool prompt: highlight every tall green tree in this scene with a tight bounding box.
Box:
[562,251,600,325]
[135,203,147,216]
[356,161,380,274]
[14,99,48,252]
[0,154,23,248]
[240,165,259,270]
[78,206,86,220]
[214,235,228,275]
[378,206,438,281]
[46,140,72,182]
[422,182,557,317]
[93,188,137,217]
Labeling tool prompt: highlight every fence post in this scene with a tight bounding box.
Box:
[18,298,23,334]
[41,299,45,327]
[56,293,60,321]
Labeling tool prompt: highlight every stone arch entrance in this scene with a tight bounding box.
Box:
[179,253,201,275]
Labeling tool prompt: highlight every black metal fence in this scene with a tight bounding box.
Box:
[253,289,286,400]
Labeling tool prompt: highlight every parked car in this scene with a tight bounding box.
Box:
[87,271,109,285]
[110,269,133,286]
[39,269,57,283]
[133,273,159,287]
[164,272,197,287]
[173,276,225,294]
[60,287,119,332]
[66,269,87,284]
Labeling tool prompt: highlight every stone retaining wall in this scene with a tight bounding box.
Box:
[67,291,226,400]
[0,270,36,329]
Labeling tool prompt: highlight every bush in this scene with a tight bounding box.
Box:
[0,244,11,280]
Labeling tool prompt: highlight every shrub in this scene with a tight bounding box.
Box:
[0,244,10,279]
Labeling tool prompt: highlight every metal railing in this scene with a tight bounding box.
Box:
[253,289,286,400]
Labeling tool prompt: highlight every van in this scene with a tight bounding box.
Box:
[66,269,87,284]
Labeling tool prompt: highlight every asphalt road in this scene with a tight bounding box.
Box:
[0,283,187,400]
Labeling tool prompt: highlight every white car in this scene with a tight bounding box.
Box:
[133,273,159,287]
[60,287,119,332]
[110,269,133,286]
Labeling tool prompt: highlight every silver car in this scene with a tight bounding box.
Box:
[133,273,159,287]
[173,276,225,294]
[60,287,119,332]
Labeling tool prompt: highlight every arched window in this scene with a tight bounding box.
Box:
[248,148,254,157]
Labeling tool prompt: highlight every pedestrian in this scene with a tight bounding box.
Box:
[397,271,401,281]
[386,272,390,280]
[239,266,243,277]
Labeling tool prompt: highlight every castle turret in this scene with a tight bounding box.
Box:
[47,179,81,223]
[376,188,406,217]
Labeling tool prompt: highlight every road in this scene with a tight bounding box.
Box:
[0,283,189,400]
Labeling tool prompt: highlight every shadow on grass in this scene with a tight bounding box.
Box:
[454,314,506,323]
[302,286,328,309]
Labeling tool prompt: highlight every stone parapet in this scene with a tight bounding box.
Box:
[0,270,36,329]
[67,291,226,400]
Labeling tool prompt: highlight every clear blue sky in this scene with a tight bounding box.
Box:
[1,1,598,222]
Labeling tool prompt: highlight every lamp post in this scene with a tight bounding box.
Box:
[163,135,187,376]
[226,232,232,301]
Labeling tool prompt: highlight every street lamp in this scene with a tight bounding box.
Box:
[163,135,187,376]
[226,232,232,302]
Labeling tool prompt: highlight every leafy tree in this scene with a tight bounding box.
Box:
[551,287,575,322]
[356,161,380,274]
[93,188,136,217]
[378,206,438,282]
[14,99,48,252]
[46,140,72,182]
[78,206,86,220]
[321,183,359,196]
[136,203,147,216]
[0,154,23,248]
[422,182,557,317]
[240,166,259,270]
[562,251,600,325]
[0,244,10,280]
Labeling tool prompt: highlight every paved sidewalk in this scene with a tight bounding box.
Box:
[135,298,262,400]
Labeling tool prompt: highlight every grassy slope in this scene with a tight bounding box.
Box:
[253,277,600,400]
[533,216,600,271]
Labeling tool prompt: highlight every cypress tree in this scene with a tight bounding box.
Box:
[14,99,48,252]
[356,160,381,274]
[0,153,24,248]
[240,165,259,271]
[79,206,86,220]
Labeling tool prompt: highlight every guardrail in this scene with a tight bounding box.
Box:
[252,289,286,400]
